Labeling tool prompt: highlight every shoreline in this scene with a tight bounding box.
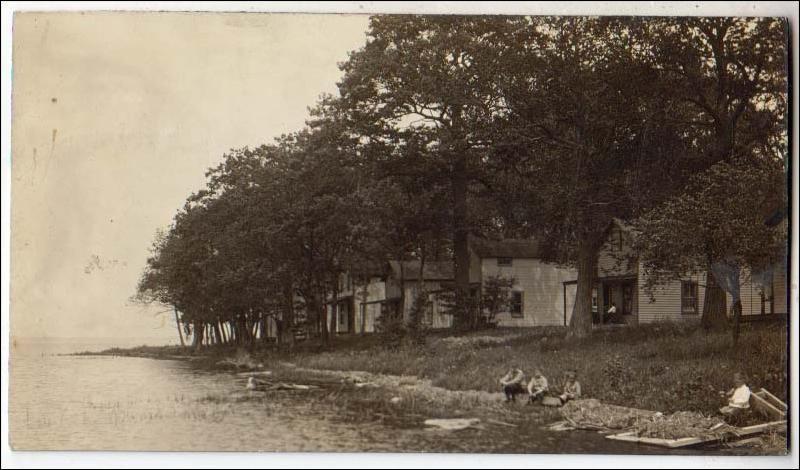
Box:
[67,323,789,455]
[70,321,789,413]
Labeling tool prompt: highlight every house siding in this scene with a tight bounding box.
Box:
[774,266,788,314]
[637,269,704,324]
[482,258,576,327]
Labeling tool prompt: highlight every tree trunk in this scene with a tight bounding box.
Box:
[360,281,368,336]
[397,256,406,322]
[568,243,598,338]
[279,285,295,347]
[192,320,204,351]
[218,319,227,344]
[174,307,185,347]
[452,150,471,330]
[730,266,742,347]
[318,293,330,343]
[701,267,729,331]
[213,322,222,346]
[412,248,427,332]
[331,282,339,337]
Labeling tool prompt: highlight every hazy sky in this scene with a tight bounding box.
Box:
[10,12,370,341]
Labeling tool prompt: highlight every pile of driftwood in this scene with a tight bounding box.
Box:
[548,389,786,449]
[582,389,786,449]
[557,399,659,432]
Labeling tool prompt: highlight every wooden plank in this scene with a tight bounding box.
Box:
[751,392,785,420]
[757,389,788,412]
[606,420,786,448]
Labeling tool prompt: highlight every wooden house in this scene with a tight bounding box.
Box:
[563,219,789,325]
[469,237,578,327]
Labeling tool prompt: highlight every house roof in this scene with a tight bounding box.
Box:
[347,260,387,278]
[387,260,454,281]
[469,236,540,259]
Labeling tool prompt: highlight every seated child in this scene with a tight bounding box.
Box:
[559,370,581,404]
[499,366,526,402]
[527,369,549,404]
[719,372,751,417]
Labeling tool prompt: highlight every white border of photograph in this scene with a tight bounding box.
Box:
[1,1,797,469]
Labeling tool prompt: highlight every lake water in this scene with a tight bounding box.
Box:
[9,338,716,454]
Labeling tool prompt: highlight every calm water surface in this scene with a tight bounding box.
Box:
[10,339,716,454]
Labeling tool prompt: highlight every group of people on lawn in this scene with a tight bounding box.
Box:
[500,366,753,420]
[499,366,580,405]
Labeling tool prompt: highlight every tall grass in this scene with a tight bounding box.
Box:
[284,322,787,414]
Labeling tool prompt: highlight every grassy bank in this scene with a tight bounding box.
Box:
[87,321,788,416]
[273,321,788,415]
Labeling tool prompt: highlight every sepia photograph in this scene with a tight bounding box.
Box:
[1,1,797,468]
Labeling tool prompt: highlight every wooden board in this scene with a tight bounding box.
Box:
[751,391,786,420]
[606,420,787,448]
[756,389,787,412]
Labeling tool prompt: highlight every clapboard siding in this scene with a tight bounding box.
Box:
[482,258,577,327]
[774,267,788,314]
[637,270,704,324]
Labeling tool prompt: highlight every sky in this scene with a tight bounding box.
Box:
[10,12,370,341]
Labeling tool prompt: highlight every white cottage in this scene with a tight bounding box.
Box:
[469,237,578,327]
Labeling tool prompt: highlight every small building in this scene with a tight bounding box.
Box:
[469,237,578,327]
[563,219,789,325]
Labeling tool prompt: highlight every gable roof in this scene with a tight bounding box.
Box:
[387,260,454,281]
[469,237,540,259]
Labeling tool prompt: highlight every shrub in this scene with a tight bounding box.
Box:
[375,311,407,350]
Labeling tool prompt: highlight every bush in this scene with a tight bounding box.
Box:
[406,294,430,346]
[375,311,407,350]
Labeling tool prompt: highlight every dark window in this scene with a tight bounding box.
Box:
[622,283,633,315]
[338,301,349,331]
[760,278,774,315]
[681,281,698,315]
[497,257,513,267]
[510,291,524,317]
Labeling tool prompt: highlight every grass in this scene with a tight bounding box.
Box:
[266,321,788,415]
[88,321,787,416]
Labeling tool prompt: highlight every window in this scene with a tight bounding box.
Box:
[497,257,513,267]
[759,279,774,315]
[681,281,698,315]
[338,301,349,331]
[622,283,633,315]
[510,291,524,317]
[591,288,598,313]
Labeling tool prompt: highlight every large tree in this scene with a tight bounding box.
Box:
[492,17,691,336]
[336,15,519,329]
[644,17,788,329]
[636,156,786,345]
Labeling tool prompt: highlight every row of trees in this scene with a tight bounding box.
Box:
[136,16,787,348]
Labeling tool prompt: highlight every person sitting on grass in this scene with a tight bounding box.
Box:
[527,369,549,404]
[719,372,751,418]
[559,370,581,404]
[499,366,526,402]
